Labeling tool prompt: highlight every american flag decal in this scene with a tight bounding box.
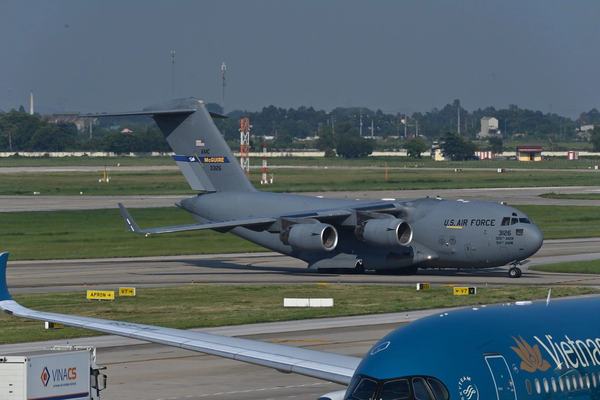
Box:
[196,140,205,147]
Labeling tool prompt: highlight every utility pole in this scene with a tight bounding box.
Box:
[371,119,374,137]
[359,108,363,136]
[221,62,226,114]
[404,109,408,138]
[171,51,175,99]
[457,106,461,135]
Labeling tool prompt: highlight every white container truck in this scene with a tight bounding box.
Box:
[0,345,106,400]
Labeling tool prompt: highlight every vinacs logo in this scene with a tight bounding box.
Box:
[40,366,50,387]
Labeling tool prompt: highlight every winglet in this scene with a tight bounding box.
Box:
[118,203,146,235]
[0,252,13,301]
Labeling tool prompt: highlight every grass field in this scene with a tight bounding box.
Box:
[0,208,263,260]
[541,193,600,200]
[1,205,598,260]
[530,260,600,274]
[0,284,596,344]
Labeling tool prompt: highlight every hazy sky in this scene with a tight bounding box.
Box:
[1,1,599,118]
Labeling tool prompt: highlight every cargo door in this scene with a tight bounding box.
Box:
[485,355,517,400]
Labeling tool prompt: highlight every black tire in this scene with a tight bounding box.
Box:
[353,260,365,274]
[508,267,521,278]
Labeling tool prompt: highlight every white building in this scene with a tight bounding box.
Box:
[478,117,500,138]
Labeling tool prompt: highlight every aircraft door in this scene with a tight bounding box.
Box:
[485,355,517,400]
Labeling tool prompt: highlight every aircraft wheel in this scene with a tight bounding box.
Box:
[353,260,365,274]
[508,267,522,278]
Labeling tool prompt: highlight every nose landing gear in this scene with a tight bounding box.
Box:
[507,261,523,278]
[508,267,522,278]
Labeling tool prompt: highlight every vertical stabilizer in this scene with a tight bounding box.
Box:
[145,98,256,193]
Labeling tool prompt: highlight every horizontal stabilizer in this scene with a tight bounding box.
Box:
[118,203,276,235]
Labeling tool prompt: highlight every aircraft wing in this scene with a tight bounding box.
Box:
[0,252,359,385]
[119,203,277,235]
[118,201,401,236]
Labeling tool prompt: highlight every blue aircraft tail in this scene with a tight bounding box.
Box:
[0,252,13,301]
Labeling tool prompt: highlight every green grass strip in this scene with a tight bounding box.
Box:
[530,260,600,274]
[0,285,596,344]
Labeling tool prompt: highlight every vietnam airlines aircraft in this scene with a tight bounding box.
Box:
[2,253,598,400]
[96,98,542,278]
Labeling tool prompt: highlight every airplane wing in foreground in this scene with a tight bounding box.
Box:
[0,252,360,385]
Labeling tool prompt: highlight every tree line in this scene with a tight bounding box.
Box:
[1,100,599,156]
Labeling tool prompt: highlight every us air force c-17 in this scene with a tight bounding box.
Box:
[99,98,541,278]
[2,254,599,400]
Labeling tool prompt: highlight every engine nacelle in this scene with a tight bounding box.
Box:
[357,218,413,247]
[281,223,338,252]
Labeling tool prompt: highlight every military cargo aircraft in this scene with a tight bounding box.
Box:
[98,98,542,278]
[1,253,596,400]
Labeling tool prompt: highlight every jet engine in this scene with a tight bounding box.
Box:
[356,218,413,247]
[281,223,338,252]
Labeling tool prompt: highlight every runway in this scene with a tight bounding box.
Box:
[4,236,600,295]
[1,185,600,212]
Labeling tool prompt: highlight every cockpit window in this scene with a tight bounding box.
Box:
[501,217,510,226]
[380,379,411,400]
[412,377,434,400]
[519,218,530,224]
[351,377,378,400]
[511,218,518,225]
[345,375,449,400]
[427,378,449,400]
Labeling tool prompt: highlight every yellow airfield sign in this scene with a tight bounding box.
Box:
[119,287,136,296]
[453,287,476,295]
[87,290,115,300]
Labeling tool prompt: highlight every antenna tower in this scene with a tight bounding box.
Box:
[240,118,250,178]
[221,62,226,114]
[171,51,175,99]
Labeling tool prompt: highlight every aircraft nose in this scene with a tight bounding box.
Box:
[525,224,544,256]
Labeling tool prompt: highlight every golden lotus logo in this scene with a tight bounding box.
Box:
[511,336,551,372]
